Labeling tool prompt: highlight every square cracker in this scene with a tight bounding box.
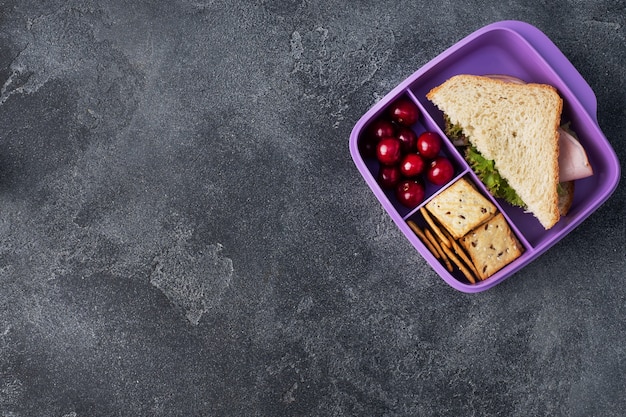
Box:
[460,213,524,280]
[425,178,497,239]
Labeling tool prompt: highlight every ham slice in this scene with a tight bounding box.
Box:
[484,74,593,182]
[558,127,593,181]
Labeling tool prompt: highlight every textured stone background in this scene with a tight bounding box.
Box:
[0,1,624,416]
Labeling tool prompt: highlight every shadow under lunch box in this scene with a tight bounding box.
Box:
[349,20,620,292]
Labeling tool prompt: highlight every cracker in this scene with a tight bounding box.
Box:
[407,220,440,259]
[442,228,480,279]
[419,207,450,247]
[440,242,476,284]
[425,229,452,272]
[460,213,524,280]
[425,178,497,239]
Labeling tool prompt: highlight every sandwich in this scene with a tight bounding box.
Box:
[426,74,593,230]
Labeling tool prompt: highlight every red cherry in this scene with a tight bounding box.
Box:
[395,180,425,208]
[360,119,396,157]
[376,137,402,165]
[389,98,420,126]
[368,118,395,140]
[417,131,442,159]
[377,165,402,189]
[427,156,455,185]
[399,153,425,178]
[396,128,417,153]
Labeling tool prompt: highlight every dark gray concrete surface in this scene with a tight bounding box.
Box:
[0,1,624,416]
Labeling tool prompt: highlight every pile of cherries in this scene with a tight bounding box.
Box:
[360,97,455,209]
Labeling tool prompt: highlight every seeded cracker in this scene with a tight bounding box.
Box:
[425,178,497,239]
[460,213,524,280]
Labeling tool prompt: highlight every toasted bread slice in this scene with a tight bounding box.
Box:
[426,75,563,229]
[558,181,575,216]
[425,178,497,239]
[459,213,524,280]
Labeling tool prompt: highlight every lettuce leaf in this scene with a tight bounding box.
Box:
[464,146,526,208]
[444,115,469,146]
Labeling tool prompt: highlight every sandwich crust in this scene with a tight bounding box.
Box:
[427,75,563,229]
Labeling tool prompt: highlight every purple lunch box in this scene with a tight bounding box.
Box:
[349,20,621,292]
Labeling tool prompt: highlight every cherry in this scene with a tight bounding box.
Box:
[399,153,425,178]
[427,156,455,185]
[377,165,402,189]
[395,179,425,208]
[360,119,395,158]
[417,131,442,159]
[389,98,420,127]
[368,118,395,140]
[376,137,402,166]
[396,128,417,153]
